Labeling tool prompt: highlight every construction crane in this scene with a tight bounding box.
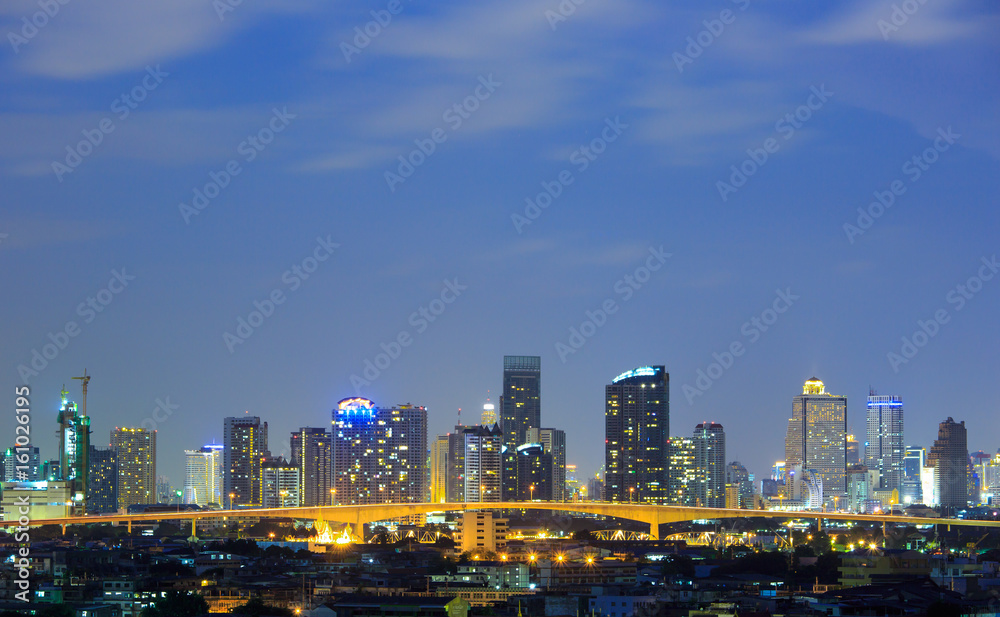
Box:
[72,369,90,417]
[966,533,989,559]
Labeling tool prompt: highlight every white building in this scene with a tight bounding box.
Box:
[184,444,223,506]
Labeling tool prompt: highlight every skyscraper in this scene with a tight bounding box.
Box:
[866,391,904,493]
[110,427,156,510]
[291,427,331,506]
[223,416,268,507]
[447,430,466,503]
[846,435,861,466]
[526,427,567,501]
[785,378,847,503]
[332,398,427,506]
[261,457,300,508]
[693,422,726,508]
[463,424,503,502]
[87,446,118,514]
[515,443,552,501]
[605,366,669,503]
[481,402,497,426]
[184,444,224,506]
[927,417,969,511]
[666,437,697,505]
[429,434,449,503]
[2,445,39,482]
[901,445,925,505]
[500,356,540,498]
[500,356,541,448]
[57,390,90,511]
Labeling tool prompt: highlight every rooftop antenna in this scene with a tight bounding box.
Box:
[457,407,462,427]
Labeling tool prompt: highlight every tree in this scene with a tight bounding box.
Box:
[154,522,182,538]
[229,597,293,616]
[573,529,593,541]
[142,590,210,617]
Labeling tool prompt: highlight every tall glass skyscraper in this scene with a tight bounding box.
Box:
[111,427,156,510]
[927,417,969,511]
[865,391,904,493]
[605,365,669,503]
[500,355,541,499]
[291,427,331,506]
[184,444,223,506]
[223,416,268,507]
[785,377,847,503]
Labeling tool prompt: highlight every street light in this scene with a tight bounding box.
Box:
[530,484,535,501]
[229,492,236,510]
[330,488,336,505]
[629,487,634,504]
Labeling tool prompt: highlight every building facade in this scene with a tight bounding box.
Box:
[110,428,156,510]
[223,416,268,507]
[927,417,969,510]
[463,425,503,502]
[693,422,726,508]
[605,366,669,503]
[88,445,118,514]
[430,434,450,503]
[785,377,847,503]
[514,443,552,501]
[291,427,331,507]
[261,457,300,508]
[184,444,223,506]
[866,392,905,493]
[525,427,566,501]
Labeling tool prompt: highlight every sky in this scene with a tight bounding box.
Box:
[1,0,998,492]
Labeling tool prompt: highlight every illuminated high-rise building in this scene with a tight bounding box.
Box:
[184,444,224,506]
[785,377,847,503]
[901,445,926,505]
[57,389,90,512]
[87,446,118,514]
[447,430,466,502]
[261,457,300,508]
[666,437,697,505]
[500,356,540,498]
[481,402,497,426]
[2,445,40,482]
[111,427,156,510]
[526,427,567,501]
[463,424,503,502]
[865,391,904,493]
[693,422,726,508]
[223,416,268,507]
[430,435,450,503]
[291,428,331,506]
[332,398,427,506]
[927,417,969,511]
[605,366,669,503]
[846,435,861,466]
[514,443,552,501]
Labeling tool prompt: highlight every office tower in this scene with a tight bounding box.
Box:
[726,461,754,509]
[565,464,580,500]
[587,476,605,501]
[156,476,177,504]
[901,446,925,505]
[515,443,552,500]
[500,356,540,498]
[846,435,861,466]
[866,391,904,493]
[110,427,156,510]
[430,435,449,503]
[291,428,332,506]
[927,417,969,511]
[447,430,466,502]
[693,422,726,508]
[605,366,669,503]
[87,446,118,514]
[785,377,847,503]
[666,437,698,505]
[482,402,497,426]
[261,457,300,508]
[184,444,224,506]
[463,424,503,502]
[223,416,268,507]
[981,451,1000,504]
[500,356,541,447]
[846,464,871,512]
[526,427,567,501]
[332,398,427,506]
[2,445,40,482]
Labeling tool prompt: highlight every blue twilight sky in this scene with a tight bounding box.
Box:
[1,0,998,491]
